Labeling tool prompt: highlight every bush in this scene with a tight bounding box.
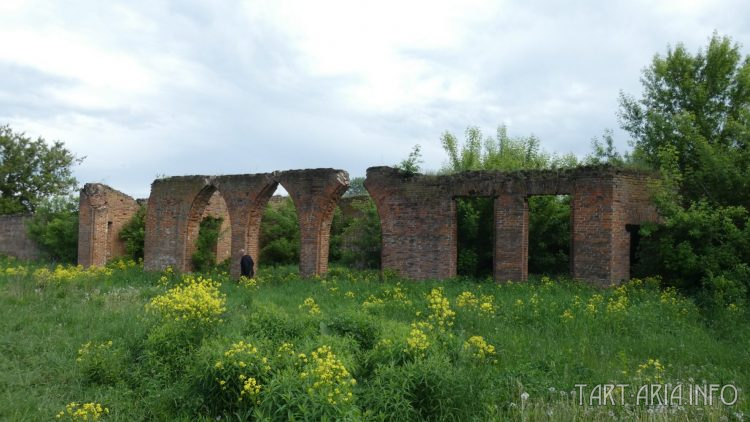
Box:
[260,198,300,265]
[26,196,78,263]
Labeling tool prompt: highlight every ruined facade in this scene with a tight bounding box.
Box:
[77,183,141,267]
[143,169,349,278]
[364,166,660,285]
[74,164,659,285]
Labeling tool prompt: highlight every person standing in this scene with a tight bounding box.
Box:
[239,249,254,278]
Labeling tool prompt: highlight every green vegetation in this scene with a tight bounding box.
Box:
[0,258,747,420]
[618,34,750,309]
[0,125,81,214]
[26,195,79,263]
[118,205,146,261]
[259,198,300,265]
[191,216,224,272]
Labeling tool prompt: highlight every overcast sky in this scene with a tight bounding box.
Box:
[2,0,749,198]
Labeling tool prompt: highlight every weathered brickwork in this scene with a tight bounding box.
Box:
[78,183,141,267]
[0,214,40,260]
[143,170,349,278]
[365,166,659,285]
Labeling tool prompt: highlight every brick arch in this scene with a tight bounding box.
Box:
[183,184,231,272]
[277,169,349,277]
[143,170,349,278]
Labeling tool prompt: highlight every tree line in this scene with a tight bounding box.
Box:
[2,33,748,312]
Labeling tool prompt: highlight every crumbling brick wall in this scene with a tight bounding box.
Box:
[143,169,349,278]
[78,183,141,267]
[0,214,40,260]
[365,166,659,285]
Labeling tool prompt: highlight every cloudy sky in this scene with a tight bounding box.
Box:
[1,0,749,198]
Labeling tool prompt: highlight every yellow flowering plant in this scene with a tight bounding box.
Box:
[147,274,226,326]
[55,402,109,421]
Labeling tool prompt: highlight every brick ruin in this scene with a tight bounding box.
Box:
[364,166,660,285]
[73,165,659,285]
[143,169,349,278]
[78,183,142,267]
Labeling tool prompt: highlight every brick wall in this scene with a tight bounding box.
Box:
[0,214,40,260]
[78,183,140,267]
[143,169,349,278]
[365,165,659,285]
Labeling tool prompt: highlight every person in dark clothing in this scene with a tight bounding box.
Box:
[239,249,254,278]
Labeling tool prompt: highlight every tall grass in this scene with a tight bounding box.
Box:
[0,257,747,420]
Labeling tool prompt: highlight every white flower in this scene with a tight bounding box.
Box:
[521,392,529,401]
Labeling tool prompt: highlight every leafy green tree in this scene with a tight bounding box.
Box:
[0,125,82,214]
[441,125,577,276]
[620,34,750,306]
[259,197,300,265]
[26,196,78,263]
[119,205,146,260]
[338,198,381,269]
[619,34,750,208]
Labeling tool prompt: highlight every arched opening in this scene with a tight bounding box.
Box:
[257,193,300,268]
[184,185,231,272]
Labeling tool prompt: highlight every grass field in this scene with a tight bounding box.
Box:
[0,257,747,420]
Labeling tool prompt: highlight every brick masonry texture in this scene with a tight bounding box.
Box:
[73,164,657,285]
[78,183,141,267]
[364,165,660,286]
[142,169,349,278]
[0,214,40,260]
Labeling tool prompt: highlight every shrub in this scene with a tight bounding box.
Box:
[26,196,78,263]
[119,205,146,260]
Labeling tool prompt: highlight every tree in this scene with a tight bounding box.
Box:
[343,177,368,197]
[0,125,82,214]
[620,34,750,307]
[395,145,423,175]
[440,125,577,277]
[259,197,300,265]
[26,196,79,263]
[619,33,750,208]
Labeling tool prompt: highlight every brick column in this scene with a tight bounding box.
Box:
[494,193,528,282]
[278,169,349,277]
[571,175,616,285]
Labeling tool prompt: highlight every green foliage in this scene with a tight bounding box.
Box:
[1,262,747,419]
[260,197,300,265]
[26,195,78,263]
[119,205,146,260]
[336,198,382,269]
[395,144,423,175]
[191,216,224,272]
[0,125,82,214]
[441,125,578,172]
[619,33,750,208]
[620,34,750,305]
[441,125,575,276]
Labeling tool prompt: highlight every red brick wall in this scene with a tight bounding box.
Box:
[0,214,40,260]
[143,170,349,278]
[78,183,140,267]
[365,166,660,285]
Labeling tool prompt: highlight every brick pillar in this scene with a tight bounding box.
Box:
[278,169,349,277]
[494,193,528,282]
[571,175,616,285]
[78,184,109,267]
[214,174,278,279]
